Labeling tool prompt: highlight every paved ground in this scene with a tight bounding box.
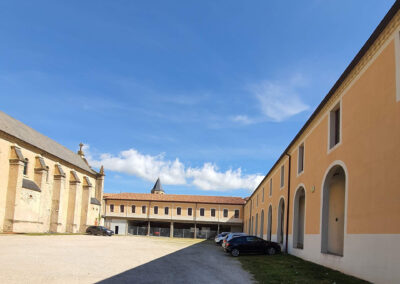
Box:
[0,235,254,284]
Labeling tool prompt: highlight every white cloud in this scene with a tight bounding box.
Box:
[187,163,263,191]
[250,78,309,122]
[87,146,263,192]
[231,115,257,125]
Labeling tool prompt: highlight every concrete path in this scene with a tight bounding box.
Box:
[0,235,254,284]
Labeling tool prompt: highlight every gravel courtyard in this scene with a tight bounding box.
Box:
[0,234,253,284]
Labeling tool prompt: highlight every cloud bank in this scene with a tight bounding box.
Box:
[87,147,263,192]
[233,75,310,124]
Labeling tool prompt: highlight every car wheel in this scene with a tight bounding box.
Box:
[266,246,276,255]
[231,249,240,257]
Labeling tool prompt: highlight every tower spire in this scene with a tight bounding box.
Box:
[151,178,165,194]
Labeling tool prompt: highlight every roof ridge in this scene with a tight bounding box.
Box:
[0,111,97,175]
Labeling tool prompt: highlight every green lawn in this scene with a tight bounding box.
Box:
[238,254,370,284]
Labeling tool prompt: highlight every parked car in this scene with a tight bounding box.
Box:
[224,235,281,257]
[214,232,230,245]
[222,232,248,248]
[86,226,114,236]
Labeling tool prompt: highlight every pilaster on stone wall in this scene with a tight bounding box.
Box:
[66,171,81,233]
[50,164,66,233]
[79,177,91,233]
[95,166,105,202]
[35,156,51,232]
[3,145,24,232]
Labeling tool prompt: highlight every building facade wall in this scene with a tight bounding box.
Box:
[103,199,244,236]
[0,132,104,233]
[244,13,400,284]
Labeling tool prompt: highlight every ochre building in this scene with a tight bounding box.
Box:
[243,2,400,283]
[103,179,244,238]
[0,111,104,233]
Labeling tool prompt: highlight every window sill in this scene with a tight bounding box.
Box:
[328,141,342,154]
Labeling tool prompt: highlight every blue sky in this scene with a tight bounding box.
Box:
[0,0,394,196]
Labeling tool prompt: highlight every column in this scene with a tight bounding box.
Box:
[50,166,65,232]
[3,146,24,232]
[35,156,50,232]
[79,182,90,233]
[147,221,150,236]
[170,222,174,238]
[194,223,197,239]
[66,171,81,233]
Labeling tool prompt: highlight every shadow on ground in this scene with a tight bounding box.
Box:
[97,240,253,284]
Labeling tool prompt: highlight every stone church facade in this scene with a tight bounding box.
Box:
[0,111,104,233]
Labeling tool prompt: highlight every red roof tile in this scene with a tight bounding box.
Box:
[103,192,246,205]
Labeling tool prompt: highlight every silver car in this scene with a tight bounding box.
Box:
[214,232,230,245]
[222,232,248,248]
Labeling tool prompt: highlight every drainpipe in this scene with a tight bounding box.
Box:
[285,153,291,254]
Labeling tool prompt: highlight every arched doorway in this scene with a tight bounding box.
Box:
[255,213,258,236]
[293,187,306,249]
[260,210,264,238]
[267,205,272,241]
[321,165,346,256]
[277,198,285,244]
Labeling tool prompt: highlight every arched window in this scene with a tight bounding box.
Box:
[260,210,264,238]
[255,213,258,236]
[293,187,306,249]
[277,198,285,244]
[321,165,346,256]
[267,205,272,241]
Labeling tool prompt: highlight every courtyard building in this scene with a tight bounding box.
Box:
[243,2,400,283]
[103,179,244,238]
[0,111,105,233]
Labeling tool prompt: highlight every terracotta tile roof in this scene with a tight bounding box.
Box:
[103,193,246,205]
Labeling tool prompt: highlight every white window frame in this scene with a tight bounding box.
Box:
[269,179,272,197]
[327,100,342,153]
[199,208,205,217]
[262,187,265,202]
[297,143,305,176]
